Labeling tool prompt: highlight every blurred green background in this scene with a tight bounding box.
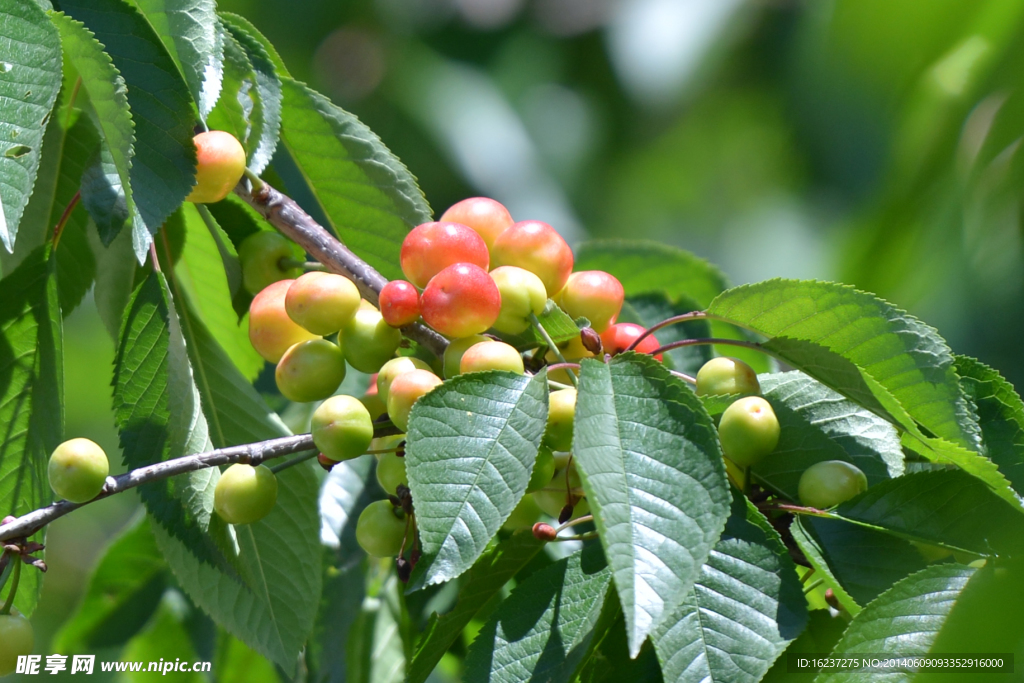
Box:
[38,0,1024,671]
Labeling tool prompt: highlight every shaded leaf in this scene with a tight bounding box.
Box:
[618,293,713,374]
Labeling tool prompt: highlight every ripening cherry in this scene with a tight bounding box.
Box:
[420,263,501,338]
[377,356,434,402]
[312,395,375,462]
[341,305,402,373]
[48,438,110,504]
[717,396,780,467]
[489,266,547,335]
[185,130,247,204]
[238,231,302,296]
[275,339,347,402]
[443,335,492,378]
[600,323,662,360]
[544,388,576,452]
[798,461,868,509]
[285,272,361,335]
[490,220,574,296]
[356,500,408,557]
[555,271,624,333]
[386,369,443,432]
[460,341,524,374]
[214,464,278,525]
[696,357,761,397]
[400,222,490,289]
[0,613,34,677]
[439,197,514,251]
[249,280,320,363]
[379,280,421,327]
[376,451,408,493]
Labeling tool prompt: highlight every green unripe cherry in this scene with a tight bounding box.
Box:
[341,306,402,373]
[275,339,346,402]
[797,460,868,509]
[312,395,375,462]
[238,231,302,296]
[285,271,361,335]
[376,452,408,493]
[717,396,780,467]
[214,464,278,525]
[544,388,576,452]
[386,369,443,432]
[356,500,407,557]
[0,613,34,677]
[48,438,110,504]
[443,335,492,378]
[695,357,761,397]
[460,340,524,374]
[377,356,433,402]
[489,266,547,334]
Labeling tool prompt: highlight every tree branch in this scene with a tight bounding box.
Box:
[233,179,448,357]
[0,434,315,543]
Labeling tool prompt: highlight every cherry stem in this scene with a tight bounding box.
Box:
[50,190,81,250]
[624,311,764,352]
[800,568,817,584]
[0,557,20,615]
[243,167,265,192]
[545,362,581,374]
[365,446,403,456]
[269,449,319,474]
[647,337,768,359]
[670,370,696,384]
[547,379,573,391]
[279,258,328,272]
[551,531,598,543]
[555,514,593,534]
[803,577,825,595]
[756,502,834,518]
[531,313,578,387]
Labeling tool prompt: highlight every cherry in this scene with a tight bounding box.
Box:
[439,197,514,251]
[379,280,420,327]
[376,451,408,493]
[460,341,524,374]
[386,369,443,432]
[185,130,247,204]
[238,231,302,296]
[717,396,780,467]
[275,339,346,402]
[555,271,624,333]
[400,221,490,289]
[285,272,361,335]
[695,357,761,397]
[490,220,574,296]
[356,500,408,557]
[502,494,543,531]
[248,280,320,363]
[420,263,501,338]
[341,305,402,373]
[544,388,576,452]
[360,375,387,420]
[213,464,278,525]
[377,356,434,402]
[312,395,375,462]
[489,266,547,335]
[48,438,109,504]
[318,453,339,471]
[0,613,34,677]
[600,323,662,360]
[797,460,868,509]
[443,335,492,378]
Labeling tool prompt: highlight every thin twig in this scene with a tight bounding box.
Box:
[648,337,766,359]
[50,191,81,250]
[0,434,314,543]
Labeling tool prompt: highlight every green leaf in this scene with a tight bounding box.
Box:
[496,299,583,350]
[815,564,977,683]
[0,245,61,616]
[832,469,1024,557]
[406,532,545,683]
[707,279,981,452]
[47,12,136,248]
[89,219,136,340]
[464,543,613,683]
[218,17,281,174]
[618,293,713,374]
[278,77,431,280]
[652,493,808,683]
[319,454,383,566]
[790,517,861,616]
[217,12,290,79]
[955,355,1024,498]
[795,516,927,607]
[761,611,847,683]
[132,0,222,117]
[60,0,197,260]
[119,597,205,683]
[0,0,62,252]
[754,372,903,501]
[53,518,167,653]
[574,353,731,656]
[406,371,548,587]
[205,25,257,163]
[347,575,405,683]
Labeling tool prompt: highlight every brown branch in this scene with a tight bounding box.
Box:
[0,434,315,543]
[233,179,448,357]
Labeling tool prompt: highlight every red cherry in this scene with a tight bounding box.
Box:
[600,323,662,361]
[420,263,501,338]
[439,197,514,251]
[400,222,490,289]
[379,280,420,327]
[490,220,574,296]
